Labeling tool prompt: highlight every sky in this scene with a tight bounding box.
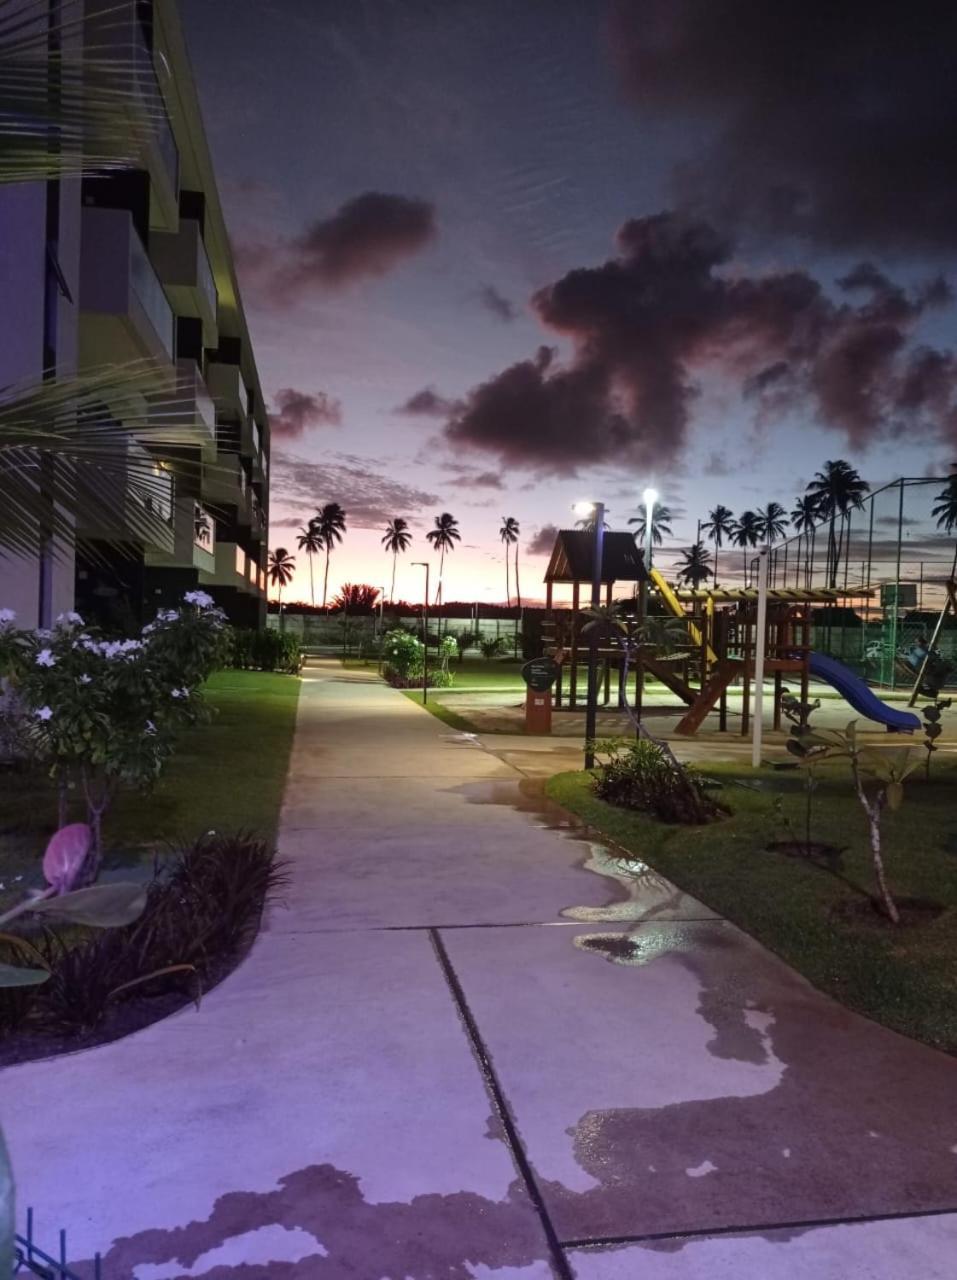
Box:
[180,0,957,606]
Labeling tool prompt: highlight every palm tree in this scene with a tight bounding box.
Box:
[757,502,788,544]
[499,516,519,606]
[267,547,296,612]
[628,504,674,546]
[730,511,762,585]
[790,494,821,588]
[806,461,869,588]
[296,524,324,608]
[932,466,957,583]
[426,512,461,606]
[677,542,713,588]
[313,502,347,609]
[701,504,734,586]
[381,517,412,604]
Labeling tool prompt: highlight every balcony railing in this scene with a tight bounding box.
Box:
[196,231,217,320]
[130,228,174,360]
[133,20,179,197]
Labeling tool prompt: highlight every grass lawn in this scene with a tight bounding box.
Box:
[0,670,300,900]
[547,758,957,1053]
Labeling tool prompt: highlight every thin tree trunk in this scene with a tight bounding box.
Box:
[505,549,510,607]
[309,553,315,607]
[323,547,331,610]
[713,539,719,586]
[515,542,521,607]
[390,550,397,604]
[850,759,899,924]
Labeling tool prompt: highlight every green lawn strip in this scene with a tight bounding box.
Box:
[399,691,481,732]
[546,760,957,1053]
[0,671,301,895]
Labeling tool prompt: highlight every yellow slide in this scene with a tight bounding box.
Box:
[650,568,717,663]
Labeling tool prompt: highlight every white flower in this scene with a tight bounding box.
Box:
[183,589,215,609]
[171,686,189,699]
[78,673,92,685]
[145,719,157,735]
[35,706,53,721]
[35,649,56,667]
[0,608,16,626]
[55,610,83,627]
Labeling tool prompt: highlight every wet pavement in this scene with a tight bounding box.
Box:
[1,661,956,1277]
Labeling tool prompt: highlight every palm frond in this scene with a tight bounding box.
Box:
[0,361,229,558]
[0,0,173,185]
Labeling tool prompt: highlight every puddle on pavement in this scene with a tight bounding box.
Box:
[456,776,711,924]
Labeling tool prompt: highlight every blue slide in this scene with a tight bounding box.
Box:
[808,652,920,732]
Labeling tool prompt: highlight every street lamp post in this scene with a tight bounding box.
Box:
[412,561,430,705]
[575,501,605,769]
[643,487,659,571]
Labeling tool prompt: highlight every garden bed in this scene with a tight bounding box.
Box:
[0,832,285,1067]
[546,758,957,1053]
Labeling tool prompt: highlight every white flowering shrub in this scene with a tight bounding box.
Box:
[0,597,228,863]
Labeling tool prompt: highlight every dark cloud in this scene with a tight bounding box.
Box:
[286,192,436,289]
[268,387,342,439]
[271,451,439,530]
[527,524,559,555]
[479,285,517,322]
[609,0,957,254]
[441,462,504,489]
[704,451,730,476]
[441,212,957,475]
[397,387,461,417]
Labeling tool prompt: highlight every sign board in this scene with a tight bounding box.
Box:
[881,583,918,609]
[522,656,560,692]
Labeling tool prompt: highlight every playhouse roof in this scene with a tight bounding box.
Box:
[544,529,648,584]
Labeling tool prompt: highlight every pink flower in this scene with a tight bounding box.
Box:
[43,823,92,894]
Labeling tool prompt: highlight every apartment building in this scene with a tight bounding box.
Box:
[0,0,269,630]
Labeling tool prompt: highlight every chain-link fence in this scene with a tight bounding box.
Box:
[268,610,525,659]
[757,477,956,688]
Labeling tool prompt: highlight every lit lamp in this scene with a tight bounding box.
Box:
[573,500,605,770]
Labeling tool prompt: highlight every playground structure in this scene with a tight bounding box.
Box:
[540,528,940,736]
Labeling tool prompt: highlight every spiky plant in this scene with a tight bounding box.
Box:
[0,0,174,185]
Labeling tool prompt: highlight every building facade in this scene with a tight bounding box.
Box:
[0,0,269,631]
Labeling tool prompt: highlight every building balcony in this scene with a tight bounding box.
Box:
[78,206,175,381]
[200,540,257,593]
[76,441,175,554]
[147,359,217,457]
[145,498,215,574]
[202,453,251,525]
[84,0,180,229]
[250,491,267,541]
[150,220,218,346]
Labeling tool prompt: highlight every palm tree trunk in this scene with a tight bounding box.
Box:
[713,539,719,586]
[436,547,445,606]
[309,553,315,607]
[323,546,331,610]
[828,511,837,587]
[515,542,521,607]
[390,550,397,604]
[505,550,510,607]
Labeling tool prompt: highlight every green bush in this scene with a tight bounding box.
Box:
[592,737,724,825]
[227,627,301,673]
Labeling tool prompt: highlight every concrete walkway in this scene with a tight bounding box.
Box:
[2,661,956,1278]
